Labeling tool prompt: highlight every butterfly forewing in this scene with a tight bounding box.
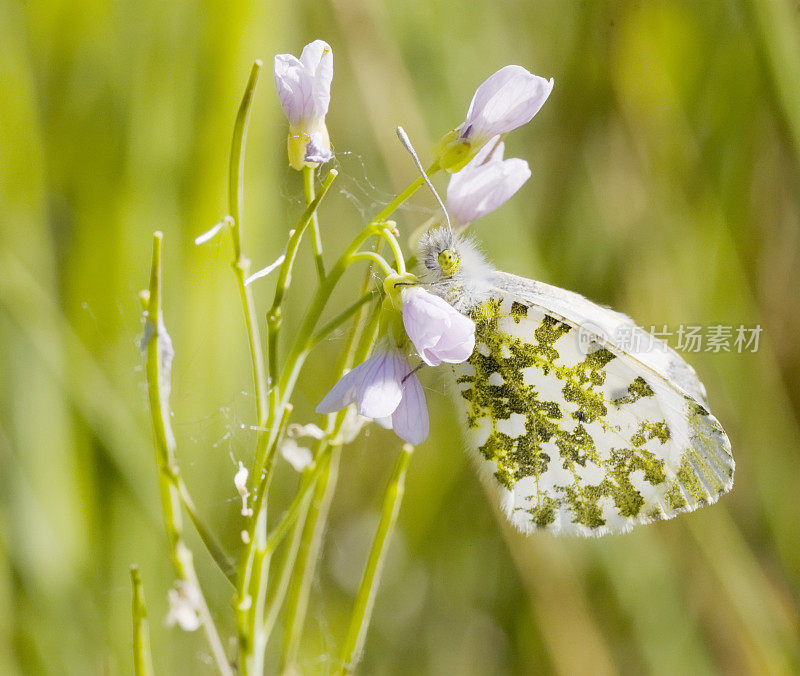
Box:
[450,273,733,536]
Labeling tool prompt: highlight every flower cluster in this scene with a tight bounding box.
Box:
[274,42,552,445]
[436,66,552,230]
[316,284,475,445]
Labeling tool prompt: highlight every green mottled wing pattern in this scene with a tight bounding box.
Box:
[451,272,733,536]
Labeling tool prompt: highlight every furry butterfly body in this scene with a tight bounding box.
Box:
[418,227,733,536]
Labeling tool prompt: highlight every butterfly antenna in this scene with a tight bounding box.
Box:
[396,126,452,232]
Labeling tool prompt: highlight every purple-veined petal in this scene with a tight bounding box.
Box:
[402,287,476,366]
[316,351,400,418]
[274,41,333,129]
[273,54,307,126]
[299,40,333,120]
[462,65,553,143]
[356,351,405,419]
[446,140,531,227]
[391,369,429,445]
[316,362,361,414]
[316,347,431,446]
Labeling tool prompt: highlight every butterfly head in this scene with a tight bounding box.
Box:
[416,226,494,311]
[437,248,460,276]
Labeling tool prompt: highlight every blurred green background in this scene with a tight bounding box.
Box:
[2,0,800,673]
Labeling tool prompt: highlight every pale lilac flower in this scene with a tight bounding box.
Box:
[446,137,531,229]
[273,40,333,170]
[401,287,476,366]
[316,348,429,445]
[434,65,552,172]
[461,65,553,146]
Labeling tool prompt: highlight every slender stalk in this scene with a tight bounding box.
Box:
[280,446,341,669]
[261,168,339,471]
[270,166,434,423]
[177,479,236,584]
[130,565,154,676]
[348,251,396,276]
[264,446,334,554]
[237,404,292,676]
[261,487,313,641]
[228,60,268,427]
[236,171,435,671]
[375,226,407,275]
[372,175,426,224]
[261,299,379,654]
[272,228,379,424]
[303,166,326,280]
[144,233,233,676]
[338,444,414,674]
[278,298,383,664]
[264,169,437,469]
[309,292,375,349]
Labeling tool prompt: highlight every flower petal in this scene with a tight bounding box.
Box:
[447,153,531,227]
[273,54,307,126]
[274,40,333,126]
[462,65,553,143]
[402,288,451,366]
[391,369,429,445]
[355,351,404,419]
[316,359,365,414]
[299,40,333,119]
[402,287,476,366]
[374,415,393,430]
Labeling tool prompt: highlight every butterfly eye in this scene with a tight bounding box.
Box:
[438,249,460,276]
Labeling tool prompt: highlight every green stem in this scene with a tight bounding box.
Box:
[303,166,326,280]
[348,251,396,276]
[375,226,407,275]
[144,233,233,676]
[338,444,414,674]
[264,446,334,555]
[228,60,268,428]
[277,298,382,664]
[261,169,436,470]
[238,164,338,676]
[130,565,154,676]
[176,478,236,584]
[236,404,292,675]
[309,292,375,349]
[261,489,312,641]
[372,175,425,224]
[280,446,341,669]
[263,168,339,470]
[272,228,378,426]
[235,170,432,671]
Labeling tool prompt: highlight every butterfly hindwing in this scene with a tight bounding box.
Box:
[450,273,733,536]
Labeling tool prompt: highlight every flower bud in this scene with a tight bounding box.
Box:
[274,40,334,170]
[446,137,531,229]
[433,65,553,172]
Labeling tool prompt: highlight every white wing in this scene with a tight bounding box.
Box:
[450,271,733,536]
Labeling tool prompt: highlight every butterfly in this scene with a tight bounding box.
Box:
[417,226,734,536]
